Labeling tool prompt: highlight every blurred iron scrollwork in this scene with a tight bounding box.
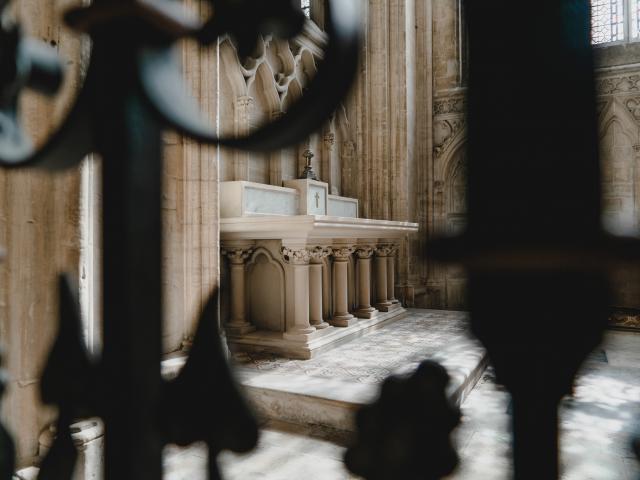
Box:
[0,0,361,479]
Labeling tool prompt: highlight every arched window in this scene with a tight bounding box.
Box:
[301,0,311,18]
[591,0,640,44]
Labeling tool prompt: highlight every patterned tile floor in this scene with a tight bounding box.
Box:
[165,314,640,479]
[231,309,471,384]
[450,332,640,479]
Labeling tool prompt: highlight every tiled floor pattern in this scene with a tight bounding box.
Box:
[165,319,640,479]
[232,309,470,384]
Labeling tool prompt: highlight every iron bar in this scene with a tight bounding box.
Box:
[94,38,164,479]
[0,0,361,478]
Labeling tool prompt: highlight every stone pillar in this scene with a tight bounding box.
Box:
[375,245,394,310]
[222,246,255,335]
[331,246,357,327]
[322,130,338,193]
[281,247,316,339]
[355,246,377,319]
[234,96,253,180]
[387,244,400,305]
[309,246,332,329]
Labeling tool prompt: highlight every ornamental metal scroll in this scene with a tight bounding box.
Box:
[0,1,361,479]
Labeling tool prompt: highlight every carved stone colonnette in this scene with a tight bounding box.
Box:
[220,215,417,359]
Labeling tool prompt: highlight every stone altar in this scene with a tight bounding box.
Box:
[220,180,418,359]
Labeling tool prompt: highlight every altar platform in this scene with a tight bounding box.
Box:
[163,309,487,432]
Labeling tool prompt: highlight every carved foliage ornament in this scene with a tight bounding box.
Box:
[434,95,467,116]
[375,245,396,257]
[625,97,640,122]
[281,246,312,265]
[331,246,355,260]
[596,74,640,96]
[434,118,466,158]
[355,246,375,259]
[223,247,254,264]
[308,246,332,262]
[323,132,336,147]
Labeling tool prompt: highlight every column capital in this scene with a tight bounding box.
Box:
[331,245,355,261]
[355,245,375,259]
[308,246,332,263]
[375,244,395,257]
[281,246,311,265]
[236,95,255,109]
[222,247,253,265]
[323,132,336,148]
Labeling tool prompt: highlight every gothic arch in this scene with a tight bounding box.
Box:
[219,39,248,102]
[598,97,639,140]
[249,62,282,123]
[438,126,467,182]
[443,142,467,235]
[282,79,302,112]
[219,39,248,181]
[246,248,286,332]
[296,49,318,89]
[439,140,468,309]
[598,99,640,308]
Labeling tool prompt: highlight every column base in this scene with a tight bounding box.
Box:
[226,323,257,336]
[312,321,331,330]
[377,302,401,313]
[330,313,357,327]
[355,306,378,319]
[283,325,317,342]
[226,308,407,359]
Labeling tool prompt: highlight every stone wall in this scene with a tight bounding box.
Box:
[0,0,221,467]
[593,46,640,308]
[0,0,86,466]
[215,20,351,197]
[420,0,640,310]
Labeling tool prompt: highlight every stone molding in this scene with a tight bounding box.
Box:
[331,246,355,261]
[434,95,467,116]
[596,74,640,96]
[308,246,332,263]
[355,246,375,259]
[222,247,253,265]
[280,246,311,265]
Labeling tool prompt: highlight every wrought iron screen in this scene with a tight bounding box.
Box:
[0,0,635,479]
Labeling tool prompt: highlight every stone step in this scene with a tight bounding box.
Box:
[235,336,488,432]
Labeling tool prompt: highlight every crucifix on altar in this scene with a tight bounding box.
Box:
[300,148,318,180]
